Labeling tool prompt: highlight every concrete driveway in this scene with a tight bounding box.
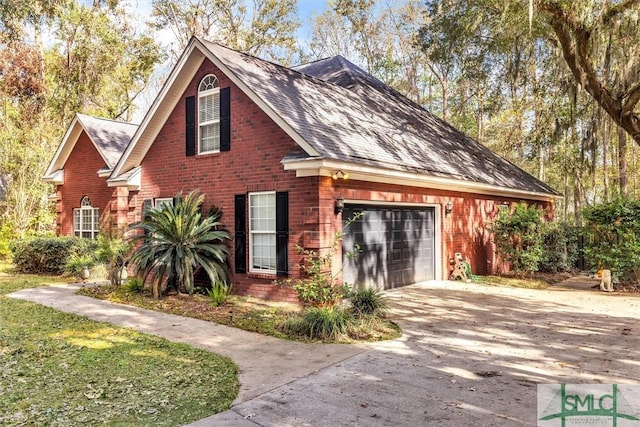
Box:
[203,279,640,426]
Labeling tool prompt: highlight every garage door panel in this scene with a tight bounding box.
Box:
[342,205,435,290]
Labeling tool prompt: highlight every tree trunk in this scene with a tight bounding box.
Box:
[618,124,628,197]
[602,123,609,202]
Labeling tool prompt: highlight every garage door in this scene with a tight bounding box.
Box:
[342,205,435,290]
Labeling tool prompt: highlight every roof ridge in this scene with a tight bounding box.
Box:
[201,39,364,95]
[76,113,139,127]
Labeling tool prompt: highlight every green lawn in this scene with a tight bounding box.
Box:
[0,271,239,426]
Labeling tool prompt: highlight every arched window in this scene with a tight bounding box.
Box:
[198,74,220,153]
[73,196,99,239]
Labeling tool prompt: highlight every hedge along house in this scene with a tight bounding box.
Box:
[44,37,560,300]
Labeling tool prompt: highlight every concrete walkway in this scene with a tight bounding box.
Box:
[7,283,365,405]
[10,278,640,426]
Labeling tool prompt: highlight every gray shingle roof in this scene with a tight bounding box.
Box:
[77,114,138,168]
[203,41,559,196]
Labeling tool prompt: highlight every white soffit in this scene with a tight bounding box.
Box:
[282,158,559,202]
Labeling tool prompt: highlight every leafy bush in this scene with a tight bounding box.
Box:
[348,287,388,318]
[538,221,579,273]
[125,277,145,293]
[10,237,98,274]
[284,213,362,307]
[582,198,640,283]
[284,306,350,340]
[95,233,131,286]
[490,203,544,274]
[128,190,230,298]
[0,224,14,261]
[64,253,98,278]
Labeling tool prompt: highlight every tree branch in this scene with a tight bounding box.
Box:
[601,0,640,26]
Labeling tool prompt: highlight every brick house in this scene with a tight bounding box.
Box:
[44,37,559,299]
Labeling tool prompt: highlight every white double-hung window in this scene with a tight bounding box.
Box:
[198,74,220,153]
[73,196,99,239]
[249,192,277,273]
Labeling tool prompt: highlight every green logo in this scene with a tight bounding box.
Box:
[539,384,640,426]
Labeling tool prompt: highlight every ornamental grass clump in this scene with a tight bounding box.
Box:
[348,287,388,318]
[284,306,350,341]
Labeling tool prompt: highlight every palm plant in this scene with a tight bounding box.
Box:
[128,190,230,298]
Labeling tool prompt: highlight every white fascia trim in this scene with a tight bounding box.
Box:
[111,39,205,178]
[195,39,320,157]
[43,169,64,185]
[43,116,82,178]
[107,166,141,190]
[98,168,111,178]
[282,158,560,202]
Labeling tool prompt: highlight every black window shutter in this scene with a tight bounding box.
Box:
[142,199,153,219]
[234,194,246,274]
[275,191,289,276]
[220,87,231,152]
[142,199,153,240]
[185,96,196,156]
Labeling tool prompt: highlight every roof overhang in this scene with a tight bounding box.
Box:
[110,37,321,179]
[110,42,206,178]
[98,167,112,178]
[43,115,114,181]
[107,166,141,190]
[282,158,561,203]
[42,169,64,185]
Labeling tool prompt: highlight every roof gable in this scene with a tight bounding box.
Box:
[43,113,137,181]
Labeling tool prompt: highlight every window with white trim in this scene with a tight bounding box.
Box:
[249,192,276,273]
[73,196,99,239]
[154,197,174,210]
[198,74,220,153]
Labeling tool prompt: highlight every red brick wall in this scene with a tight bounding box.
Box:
[57,132,116,236]
[136,59,319,301]
[319,177,553,280]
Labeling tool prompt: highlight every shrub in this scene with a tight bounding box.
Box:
[582,198,640,283]
[285,307,350,340]
[128,190,231,298]
[538,221,579,273]
[95,232,132,286]
[64,253,98,278]
[125,277,145,293]
[10,237,98,274]
[207,283,231,306]
[490,203,544,274]
[284,213,362,307]
[348,287,388,318]
[0,224,14,261]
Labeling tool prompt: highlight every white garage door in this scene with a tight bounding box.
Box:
[342,205,436,290]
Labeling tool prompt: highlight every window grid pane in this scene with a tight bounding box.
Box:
[251,233,276,271]
[200,123,220,152]
[249,193,276,272]
[73,206,98,239]
[199,92,220,123]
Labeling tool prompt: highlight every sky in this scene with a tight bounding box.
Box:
[115,0,332,121]
[120,0,328,43]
